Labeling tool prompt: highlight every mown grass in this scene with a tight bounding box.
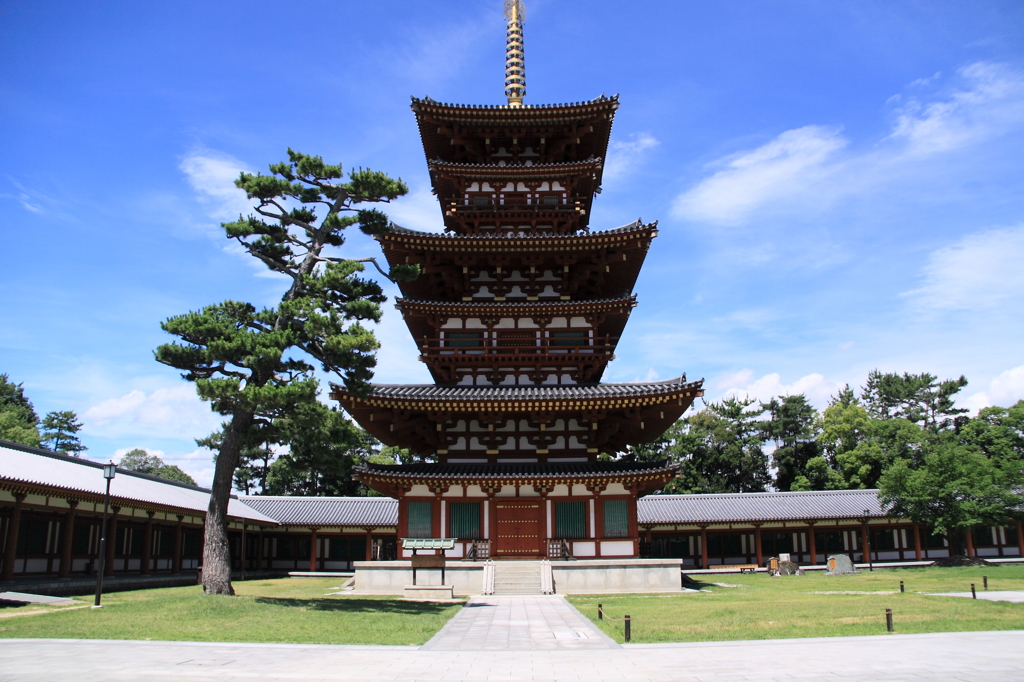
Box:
[568,565,1024,644]
[0,578,462,645]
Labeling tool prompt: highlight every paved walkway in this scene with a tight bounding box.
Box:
[928,590,1024,603]
[421,595,617,650]
[2,631,1023,681]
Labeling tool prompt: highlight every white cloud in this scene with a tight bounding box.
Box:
[673,62,1024,225]
[603,133,659,182]
[962,365,1024,413]
[712,370,843,410]
[902,225,1024,311]
[82,384,221,441]
[179,150,255,223]
[673,126,846,224]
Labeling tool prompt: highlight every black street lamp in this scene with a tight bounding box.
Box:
[863,509,874,572]
[93,462,117,608]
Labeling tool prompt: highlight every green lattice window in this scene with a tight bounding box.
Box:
[555,501,586,539]
[550,331,587,347]
[603,500,629,538]
[408,502,434,538]
[446,332,482,348]
[449,502,481,540]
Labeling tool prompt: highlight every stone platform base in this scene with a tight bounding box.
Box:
[354,559,683,595]
[404,584,455,600]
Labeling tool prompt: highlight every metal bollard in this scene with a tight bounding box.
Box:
[971,583,977,599]
[624,615,631,643]
[899,580,904,593]
[886,608,893,632]
[983,575,988,590]
[598,603,603,620]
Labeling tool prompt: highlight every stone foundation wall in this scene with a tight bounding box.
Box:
[352,561,485,596]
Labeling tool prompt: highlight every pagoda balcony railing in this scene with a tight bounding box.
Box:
[445,200,584,216]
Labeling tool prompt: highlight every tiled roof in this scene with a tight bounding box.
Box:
[0,440,276,523]
[384,219,652,240]
[637,489,887,525]
[358,460,675,479]
[352,375,699,401]
[428,158,602,175]
[239,496,398,527]
[395,294,635,314]
[411,94,619,113]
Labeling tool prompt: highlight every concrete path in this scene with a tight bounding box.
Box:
[2,631,1023,681]
[928,590,1024,603]
[421,595,617,650]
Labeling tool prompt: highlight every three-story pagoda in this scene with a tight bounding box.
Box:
[332,1,703,559]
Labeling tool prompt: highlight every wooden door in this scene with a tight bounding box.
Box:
[495,500,542,556]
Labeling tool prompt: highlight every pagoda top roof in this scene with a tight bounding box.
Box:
[357,459,673,480]
[382,218,655,243]
[411,94,619,117]
[331,375,702,409]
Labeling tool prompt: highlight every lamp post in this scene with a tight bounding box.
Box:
[863,509,873,572]
[93,462,117,608]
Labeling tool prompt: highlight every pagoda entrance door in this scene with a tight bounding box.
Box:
[495,500,542,557]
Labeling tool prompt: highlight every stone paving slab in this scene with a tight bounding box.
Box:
[927,590,1024,603]
[421,595,618,650]
[1,631,1023,681]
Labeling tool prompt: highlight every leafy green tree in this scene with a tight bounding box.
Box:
[119,448,197,485]
[761,394,820,491]
[879,436,1024,556]
[862,370,968,431]
[791,456,846,491]
[0,374,41,447]
[663,397,770,494]
[265,401,377,496]
[956,401,1024,470]
[156,150,416,595]
[41,410,87,456]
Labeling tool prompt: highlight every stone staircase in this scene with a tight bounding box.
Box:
[492,561,543,595]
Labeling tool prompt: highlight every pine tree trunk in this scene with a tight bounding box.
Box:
[202,409,254,595]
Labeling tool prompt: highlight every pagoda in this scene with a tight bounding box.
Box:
[331,0,703,560]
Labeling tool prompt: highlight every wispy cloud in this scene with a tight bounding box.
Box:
[603,133,659,183]
[82,384,220,441]
[179,150,255,223]
[673,126,846,224]
[673,62,1024,225]
[385,185,445,233]
[902,225,1024,312]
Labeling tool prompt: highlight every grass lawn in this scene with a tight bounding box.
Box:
[568,564,1024,644]
[0,578,462,645]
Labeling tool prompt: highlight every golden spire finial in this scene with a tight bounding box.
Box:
[504,0,526,107]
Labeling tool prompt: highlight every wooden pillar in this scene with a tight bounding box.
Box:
[860,521,870,564]
[58,500,79,578]
[309,529,318,572]
[1016,522,1024,557]
[172,515,183,573]
[140,511,154,575]
[364,529,373,561]
[700,526,708,569]
[913,524,922,561]
[966,527,975,557]
[807,523,817,565]
[240,522,247,572]
[753,525,763,566]
[2,493,27,582]
[105,507,121,576]
[257,528,265,570]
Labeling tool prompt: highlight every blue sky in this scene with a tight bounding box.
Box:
[3,1,1023,486]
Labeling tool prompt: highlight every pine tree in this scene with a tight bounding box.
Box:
[156,150,416,595]
[41,410,87,456]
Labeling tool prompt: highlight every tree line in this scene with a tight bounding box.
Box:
[632,370,1024,555]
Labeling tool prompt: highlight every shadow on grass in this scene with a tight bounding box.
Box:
[253,597,458,615]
